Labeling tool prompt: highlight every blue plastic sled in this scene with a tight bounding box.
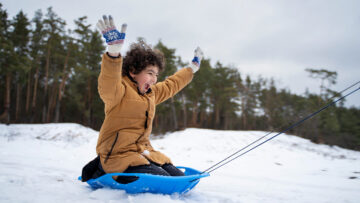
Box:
[78,166,209,195]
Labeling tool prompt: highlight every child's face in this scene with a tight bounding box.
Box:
[130,65,159,94]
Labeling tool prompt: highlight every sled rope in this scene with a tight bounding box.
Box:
[201,131,274,173]
[203,80,360,174]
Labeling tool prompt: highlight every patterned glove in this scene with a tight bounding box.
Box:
[96,15,127,54]
[189,47,204,73]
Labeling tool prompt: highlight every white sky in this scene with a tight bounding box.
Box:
[2,0,360,107]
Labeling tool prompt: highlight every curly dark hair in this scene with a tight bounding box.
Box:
[123,41,165,76]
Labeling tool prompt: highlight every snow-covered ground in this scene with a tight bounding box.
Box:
[0,123,359,203]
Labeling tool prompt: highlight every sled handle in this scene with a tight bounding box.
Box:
[176,166,204,176]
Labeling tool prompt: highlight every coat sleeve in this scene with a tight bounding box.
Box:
[98,53,125,114]
[153,67,194,105]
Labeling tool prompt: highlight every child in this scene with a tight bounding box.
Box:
[84,15,203,181]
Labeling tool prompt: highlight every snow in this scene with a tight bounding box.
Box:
[0,123,359,203]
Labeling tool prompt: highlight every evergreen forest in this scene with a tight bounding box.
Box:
[1,5,359,150]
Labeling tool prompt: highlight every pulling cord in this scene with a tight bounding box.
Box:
[203,81,360,174]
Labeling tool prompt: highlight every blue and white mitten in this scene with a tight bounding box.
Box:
[189,47,204,73]
[96,15,127,53]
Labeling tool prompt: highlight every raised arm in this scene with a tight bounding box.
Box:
[96,15,127,113]
[96,15,127,56]
[153,47,204,105]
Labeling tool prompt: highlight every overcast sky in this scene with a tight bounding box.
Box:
[2,0,360,107]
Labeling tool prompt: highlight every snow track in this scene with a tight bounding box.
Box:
[0,124,359,202]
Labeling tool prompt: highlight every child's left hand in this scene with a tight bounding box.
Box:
[189,47,204,73]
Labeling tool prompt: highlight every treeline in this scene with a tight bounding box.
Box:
[1,5,359,150]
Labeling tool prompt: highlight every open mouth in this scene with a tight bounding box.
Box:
[145,83,150,90]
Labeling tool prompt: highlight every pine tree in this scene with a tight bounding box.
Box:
[73,16,93,125]
[84,30,105,128]
[153,40,179,132]
[176,56,189,128]
[305,68,337,100]
[10,10,31,122]
[183,58,213,128]
[0,3,15,124]
[209,62,239,129]
[29,9,45,122]
[305,68,339,143]
[53,34,76,123]
[69,16,105,127]
[240,75,260,130]
[41,7,66,122]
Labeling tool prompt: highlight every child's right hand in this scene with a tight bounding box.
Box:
[96,15,127,55]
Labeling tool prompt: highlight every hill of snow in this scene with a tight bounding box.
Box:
[0,123,359,202]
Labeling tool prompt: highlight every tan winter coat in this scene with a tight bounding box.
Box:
[96,53,194,173]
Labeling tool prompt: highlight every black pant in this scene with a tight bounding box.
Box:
[117,162,185,184]
[82,156,185,183]
[124,162,184,176]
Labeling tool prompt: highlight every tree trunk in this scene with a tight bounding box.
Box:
[224,112,229,130]
[54,101,61,123]
[55,49,70,123]
[15,81,21,121]
[46,81,57,122]
[200,109,206,128]
[31,61,40,123]
[181,93,187,128]
[42,46,51,122]
[86,78,92,126]
[241,98,247,129]
[55,72,69,122]
[191,100,198,127]
[170,97,178,130]
[264,90,272,130]
[25,69,32,115]
[0,72,11,124]
[215,104,220,128]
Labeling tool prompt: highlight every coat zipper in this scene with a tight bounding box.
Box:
[144,111,148,129]
[104,132,119,164]
[144,96,150,130]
